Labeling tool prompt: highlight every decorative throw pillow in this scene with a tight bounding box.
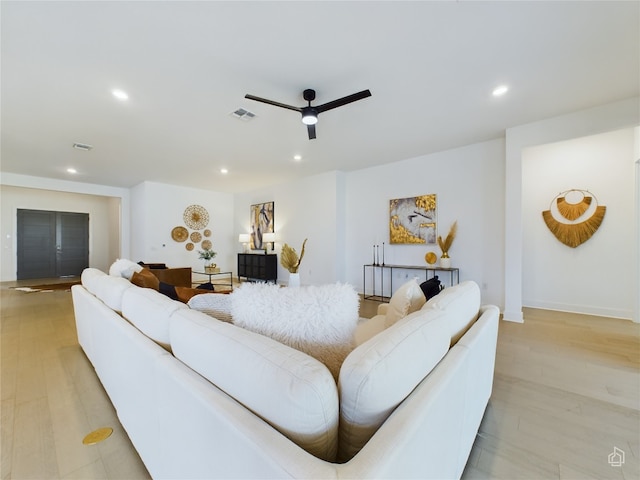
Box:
[175,286,215,303]
[384,277,426,328]
[130,268,160,290]
[419,275,443,301]
[159,281,178,300]
[231,282,360,380]
[109,258,143,280]
[188,293,234,322]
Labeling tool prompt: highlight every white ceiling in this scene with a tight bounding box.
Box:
[1,1,638,193]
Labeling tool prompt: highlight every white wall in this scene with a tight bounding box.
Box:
[345,139,506,307]
[129,181,235,273]
[522,129,636,319]
[0,184,117,278]
[504,97,640,322]
[3,99,636,321]
[233,171,342,285]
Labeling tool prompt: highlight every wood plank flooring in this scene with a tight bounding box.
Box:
[464,307,639,480]
[1,281,638,479]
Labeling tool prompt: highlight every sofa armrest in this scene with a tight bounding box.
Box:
[150,267,192,287]
[377,303,390,316]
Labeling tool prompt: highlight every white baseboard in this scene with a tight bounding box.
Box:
[523,300,632,321]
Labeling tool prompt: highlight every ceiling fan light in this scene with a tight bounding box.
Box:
[302,115,317,125]
[301,107,318,125]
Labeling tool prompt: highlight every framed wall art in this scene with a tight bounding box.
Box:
[389,194,437,244]
[250,201,274,250]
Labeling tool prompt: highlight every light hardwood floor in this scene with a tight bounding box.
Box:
[1,280,638,479]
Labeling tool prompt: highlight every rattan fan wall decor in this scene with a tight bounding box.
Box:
[542,189,605,248]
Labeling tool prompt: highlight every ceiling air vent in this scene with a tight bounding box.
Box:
[230,108,256,121]
[73,143,93,151]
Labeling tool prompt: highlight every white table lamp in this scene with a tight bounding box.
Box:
[238,233,250,253]
[262,232,276,254]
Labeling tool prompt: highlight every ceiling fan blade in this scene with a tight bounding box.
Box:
[316,89,371,113]
[245,94,301,112]
[307,124,316,140]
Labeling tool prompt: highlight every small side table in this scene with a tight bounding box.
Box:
[192,271,233,291]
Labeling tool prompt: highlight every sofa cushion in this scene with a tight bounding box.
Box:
[121,286,188,350]
[169,308,339,462]
[353,314,386,346]
[338,307,450,462]
[81,267,133,312]
[384,277,426,327]
[188,293,233,322]
[231,282,360,380]
[81,267,107,293]
[422,280,481,345]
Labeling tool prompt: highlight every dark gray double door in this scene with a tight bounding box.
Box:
[17,209,89,280]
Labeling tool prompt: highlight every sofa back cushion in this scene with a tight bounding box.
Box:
[422,280,481,345]
[169,309,339,462]
[338,307,450,462]
[81,267,106,292]
[81,267,133,312]
[121,286,188,350]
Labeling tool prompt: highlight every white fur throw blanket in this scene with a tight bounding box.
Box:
[231,282,360,380]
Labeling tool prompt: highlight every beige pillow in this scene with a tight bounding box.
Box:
[384,277,426,327]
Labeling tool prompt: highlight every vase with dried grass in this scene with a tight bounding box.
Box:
[280,239,307,287]
[437,221,457,268]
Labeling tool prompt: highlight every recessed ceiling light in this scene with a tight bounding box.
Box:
[492,85,509,97]
[293,155,302,161]
[67,168,77,174]
[112,89,129,101]
[220,168,228,174]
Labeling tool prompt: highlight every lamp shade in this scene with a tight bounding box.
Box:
[238,233,250,243]
[262,232,276,243]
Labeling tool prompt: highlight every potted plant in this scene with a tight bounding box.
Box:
[280,239,307,287]
[198,248,217,272]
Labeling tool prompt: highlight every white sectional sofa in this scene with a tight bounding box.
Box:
[72,267,499,479]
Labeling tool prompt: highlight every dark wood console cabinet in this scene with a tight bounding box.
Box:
[237,253,277,282]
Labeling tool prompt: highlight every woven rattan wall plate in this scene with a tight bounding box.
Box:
[185,242,194,251]
[203,229,211,237]
[183,205,209,230]
[171,226,188,242]
[190,231,202,243]
[201,239,212,250]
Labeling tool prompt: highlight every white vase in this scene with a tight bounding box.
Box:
[440,257,451,269]
[288,272,300,287]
